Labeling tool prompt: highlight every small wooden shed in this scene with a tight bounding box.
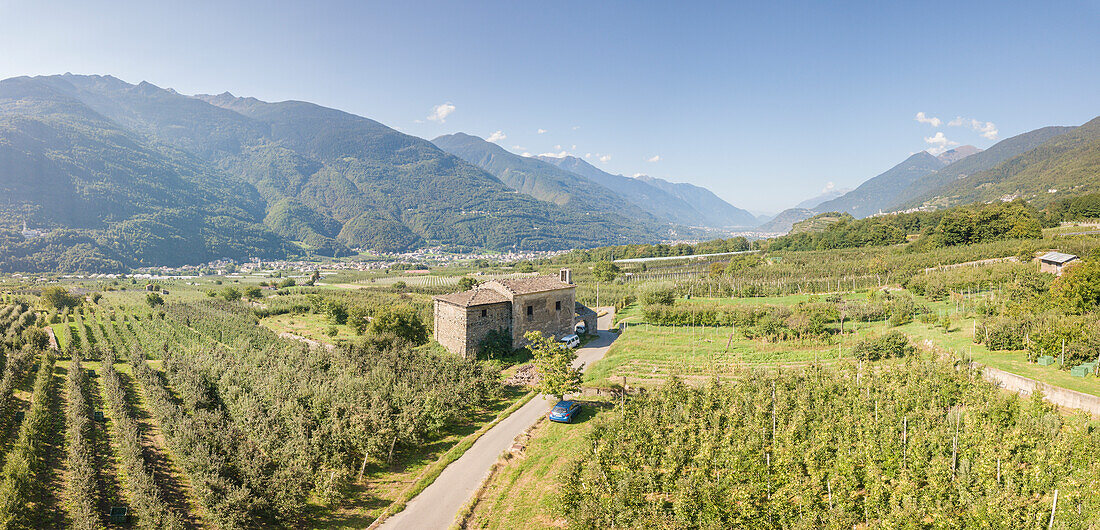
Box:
[1038,252,1078,276]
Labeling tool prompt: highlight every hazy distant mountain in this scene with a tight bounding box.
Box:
[756,208,816,234]
[0,74,683,271]
[537,155,757,228]
[795,186,852,210]
[813,152,945,217]
[935,145,981,165]
[891,125,1080,210]
[431,133,662,234]
[536,155,701,226]
[633,175,758,227]
[908,117,1100,209]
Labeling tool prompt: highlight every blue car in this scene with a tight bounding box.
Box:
[549,400,581,423]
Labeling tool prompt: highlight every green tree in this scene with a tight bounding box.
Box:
[243,286,263,300]
[221,287,241,302]
[457,276,479,291]
[348,305,370,334]
[526,331,582,400]
[368,306,427,344]
[592,261,621,282]
[145,292,164,307]
[21,327,49,350]
[41,286,81,310]
[1052,257,1100,313]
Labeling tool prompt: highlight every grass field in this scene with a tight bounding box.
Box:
[261,312,359,346]
[591,292,1100,396]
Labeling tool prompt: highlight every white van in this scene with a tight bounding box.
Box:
[559,334,580,349]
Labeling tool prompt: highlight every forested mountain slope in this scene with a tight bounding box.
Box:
[0,74,680,271]
[814,151,945,217]
[904,116,1100,209]
[0,76,289,271]
[891,125,1077,211]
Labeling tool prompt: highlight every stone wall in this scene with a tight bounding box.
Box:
[576,313,597,334]
[511,288,576,347]
[979,364,1100,416]
[434,300,511,359]
[434,300,469,357]
[462,302,512,358]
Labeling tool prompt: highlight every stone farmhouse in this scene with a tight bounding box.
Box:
[433,269,597,359]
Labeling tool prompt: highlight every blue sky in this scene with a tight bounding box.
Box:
[1,0,1097,213]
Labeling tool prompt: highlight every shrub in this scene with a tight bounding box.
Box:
[852,331,916,361]
[639,283,676,306]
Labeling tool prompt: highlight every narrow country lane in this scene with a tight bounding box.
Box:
[379,310,617,529]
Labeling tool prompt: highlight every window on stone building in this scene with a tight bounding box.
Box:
[555,301,561,311]
[481,309,487,317]
[526,305,533,316]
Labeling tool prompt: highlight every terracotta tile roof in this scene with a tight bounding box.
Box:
[433,288,510,307]
[490,275,574,295]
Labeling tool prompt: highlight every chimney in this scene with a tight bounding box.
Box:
[560,268,573,284]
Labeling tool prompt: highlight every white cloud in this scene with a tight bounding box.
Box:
[924,132,960,155]
[486,130,506,143]
[521,152,533,157]
[970,119,999,140]
[554,144,563,150]
[572,125,581,130]
[597,153,612,163]
[537,128,547,134]
[915,112,942,127]
[947,116,999,140]
[631,173,645,178]
[584,153,592,159]
[646,155,661,163]
[538,150,572,158]
[822,181,836,193]
[512,144,526,150]
[426,102,456,123]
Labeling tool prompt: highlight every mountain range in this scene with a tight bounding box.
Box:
[536,155,754,227]
[432,133,756,229]
[0,74,1097,269]
[0,74,752,271]
[795,186,852,210]
[786,117,1098,231]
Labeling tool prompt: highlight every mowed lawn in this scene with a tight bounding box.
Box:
[593,293,1100,396]
[590,294,902,388]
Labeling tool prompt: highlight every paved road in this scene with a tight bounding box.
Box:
[380,310,616,530]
